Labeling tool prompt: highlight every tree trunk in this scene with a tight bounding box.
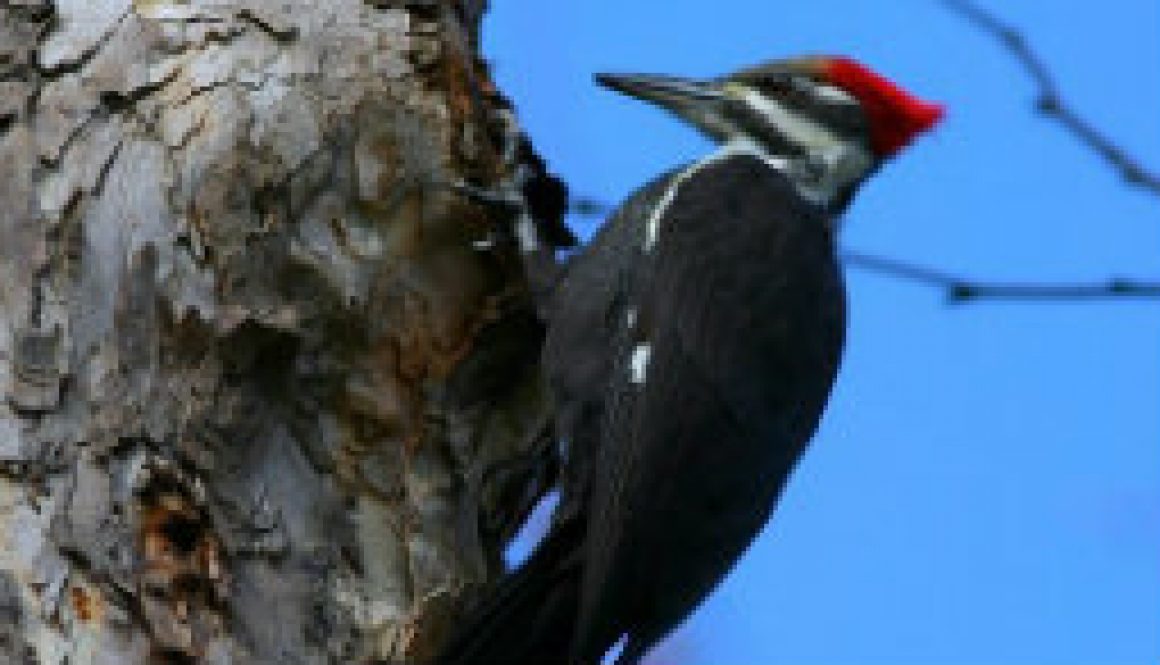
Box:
[0,1,554,662]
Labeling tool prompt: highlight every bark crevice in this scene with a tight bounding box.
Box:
[0,0,559,662]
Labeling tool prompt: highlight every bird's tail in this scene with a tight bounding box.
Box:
[435,517,584,665]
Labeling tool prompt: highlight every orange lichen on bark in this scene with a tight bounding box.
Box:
[69,584,103,623]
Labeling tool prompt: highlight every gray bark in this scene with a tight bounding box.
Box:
[0,1,553,662]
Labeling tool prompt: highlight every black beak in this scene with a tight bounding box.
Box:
[594,73,724,110]
[595,73,736,142]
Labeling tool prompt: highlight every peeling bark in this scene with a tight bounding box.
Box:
[0,1,558,662]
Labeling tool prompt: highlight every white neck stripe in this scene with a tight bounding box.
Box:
[642,138,790,252]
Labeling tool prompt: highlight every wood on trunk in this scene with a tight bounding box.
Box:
[0,0,558,662]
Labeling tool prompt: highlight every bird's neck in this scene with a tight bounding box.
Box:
[715,133,875,220]
[641,134,870,253]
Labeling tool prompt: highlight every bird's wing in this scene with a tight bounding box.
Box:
[543,168,684,524]
[572,155,845,662]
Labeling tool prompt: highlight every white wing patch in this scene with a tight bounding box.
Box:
[514,210,540,252]
[629,342,652,385]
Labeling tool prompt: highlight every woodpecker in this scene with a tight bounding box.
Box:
[439,56,942,665]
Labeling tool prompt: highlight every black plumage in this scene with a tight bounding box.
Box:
[566,154,845,663]
[439,156,844,664]
[438,56,940,665]
[437,170,680,664]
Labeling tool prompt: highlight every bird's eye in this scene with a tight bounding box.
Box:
[759,74,794,94]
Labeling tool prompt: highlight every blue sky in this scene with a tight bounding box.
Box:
[484,1,1160,663]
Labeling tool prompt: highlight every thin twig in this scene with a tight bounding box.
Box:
[569,197,613,218]
[567,201,1160,303]
[843,251,1160,304]
[941,0,1160,196]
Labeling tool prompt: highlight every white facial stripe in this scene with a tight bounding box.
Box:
[740,87,845,153]
[812,83,858,105]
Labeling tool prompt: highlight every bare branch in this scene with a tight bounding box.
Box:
[570,196,613,218]
[566,194,1160,303]
[843,251,1160,304]
[941,0,1160,196]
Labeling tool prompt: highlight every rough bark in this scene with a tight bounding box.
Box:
[0,1,555,662]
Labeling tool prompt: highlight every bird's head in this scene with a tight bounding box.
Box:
[596,56,943,208]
